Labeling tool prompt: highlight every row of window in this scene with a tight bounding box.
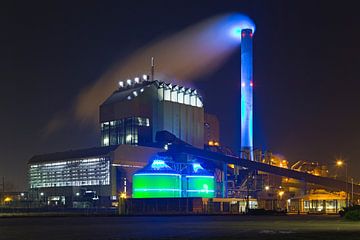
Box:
[157,87,203,107]
[29,158,110,188]
[101,117,151,146]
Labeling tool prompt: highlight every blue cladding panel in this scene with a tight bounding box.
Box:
[240,29,253,154]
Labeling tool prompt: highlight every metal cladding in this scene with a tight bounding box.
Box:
[132,159,215,198]
[185,163,215,198]
[240,29,254,156]
[132,159,182,198]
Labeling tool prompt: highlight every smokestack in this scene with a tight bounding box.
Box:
[151,57,155,81]
[240,29,253,159]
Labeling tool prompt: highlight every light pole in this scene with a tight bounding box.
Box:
[336,159,350,207]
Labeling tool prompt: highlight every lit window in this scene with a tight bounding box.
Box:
[184,93,190,105]
[164,89,171,101]
[171,91,177,102]
[178,92,184,104]
[190,95,196,106]
[103,137,109,146]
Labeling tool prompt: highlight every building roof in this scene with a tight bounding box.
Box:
[102,76,203,107]
[28,145,119,164]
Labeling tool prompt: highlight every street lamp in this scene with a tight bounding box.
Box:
[336,159,352,207]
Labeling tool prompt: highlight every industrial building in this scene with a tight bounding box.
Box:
[28,76,219,207]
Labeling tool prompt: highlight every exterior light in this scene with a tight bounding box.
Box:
[133,91,138,97]
[20,193,25,197]
[76,192,80,196]
[164,144,168,150]
[278,191,284,197]
[142,74,149,80]
[127,96,131,100]
[336,160,344,167]
[127,79,132,85]
[241,82,245,87]
[119,81,124,87]
[126,134,132,142]
[214,141,220,146]
[208,140,214,146]
[120,193,127,199]
[265,186,270,191]
[134,77,140,83]
[140,88,144,92]
[40,192,44,196]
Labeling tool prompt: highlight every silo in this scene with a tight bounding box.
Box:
[132,159,181,198]
[185,163,215,198]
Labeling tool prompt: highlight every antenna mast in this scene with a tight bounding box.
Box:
[151,57,155,81]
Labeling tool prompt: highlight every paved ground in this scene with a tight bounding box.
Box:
[0,215,359,240]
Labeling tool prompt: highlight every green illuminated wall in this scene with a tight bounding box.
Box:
[186,176,215,198]
[132,174,182,198]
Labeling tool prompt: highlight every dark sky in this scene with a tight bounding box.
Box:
[1,0,360,190]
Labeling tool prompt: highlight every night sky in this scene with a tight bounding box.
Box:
[1,1,360,190]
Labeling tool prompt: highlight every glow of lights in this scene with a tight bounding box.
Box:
[20,193,25,197]
[250,81,253,87]
[336,160,344,167]
[76,192,80,196]
[164,144,168,150]
[126,79,132,85]
[278,191,284,197]
[142,74,149,80]
[214,141,220,146]
[103,137,109,146]
[193,163,204,173]
[208,140,214,146]
[150,160,170,170]
[4,197,12,202]
[265,186,270,191]
[240,27,253,159]
[140,88,144,92]
[186,175,214,178]
[186,175,215,198]
[127,96,131,100]
[126,134,132,142]
[134,77,140,83]
[135,173,180,177]
[40,192,44,196]
[133,91,138,97]
[119,81,124,87]
[228,14,256,41]
[120,192,127,199]
[132,173,182,198]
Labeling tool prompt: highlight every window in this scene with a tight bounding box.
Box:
[29,158,110,188]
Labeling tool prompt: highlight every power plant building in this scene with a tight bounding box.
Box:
[28,77,214,207]
[100,77,204,148]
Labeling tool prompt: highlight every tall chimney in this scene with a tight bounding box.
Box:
[240,29,253,159]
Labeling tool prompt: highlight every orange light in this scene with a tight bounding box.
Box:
[208,141,214,146]
[214,141,220,146]
[4,197,12,202]
[336,160,344,167]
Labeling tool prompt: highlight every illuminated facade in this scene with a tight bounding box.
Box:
[28,145,160,207]
[240,29,254,156]
[132,160,215,199]
[29,158,110,188]
[100,77,204,148]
